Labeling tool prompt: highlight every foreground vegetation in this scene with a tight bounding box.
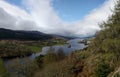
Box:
[68,1,120,76]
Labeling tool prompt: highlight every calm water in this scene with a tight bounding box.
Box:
[29,39,86,59]
[3,39,87,65]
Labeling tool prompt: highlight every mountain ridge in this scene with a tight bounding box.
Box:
[0,28,53,40]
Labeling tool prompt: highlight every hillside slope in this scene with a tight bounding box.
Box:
[70,0,120,77]
[0,28,53,40]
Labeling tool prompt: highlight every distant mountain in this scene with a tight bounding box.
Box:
[0,28,93,40]
[0,28,53,40]
[51,34,95,40]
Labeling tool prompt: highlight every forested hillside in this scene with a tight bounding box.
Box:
[0,28,53,40]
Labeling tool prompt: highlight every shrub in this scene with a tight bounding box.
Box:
[34,59,72,77]
[56,48,65,60]
[95,60,111,77]
[0,59,9,77]
[34,55,44,68]
[42,48,65,66]
[113,73,120,77]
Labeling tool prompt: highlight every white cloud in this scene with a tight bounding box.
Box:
[67,0,115,36]
[0,0,116,37]
[0,0,40,30]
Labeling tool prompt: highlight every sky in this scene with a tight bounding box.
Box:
[52,0,105,22]
[0,0,116,37]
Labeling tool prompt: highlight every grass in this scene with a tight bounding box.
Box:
[0,38,67,58]
[26,46,42,52]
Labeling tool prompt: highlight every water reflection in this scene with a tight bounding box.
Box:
[29,39,86,59]
[4,39,87,64]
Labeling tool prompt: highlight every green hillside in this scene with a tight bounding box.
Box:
[69,0,120,76]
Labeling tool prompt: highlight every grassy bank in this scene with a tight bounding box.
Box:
[0,38,67,58]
